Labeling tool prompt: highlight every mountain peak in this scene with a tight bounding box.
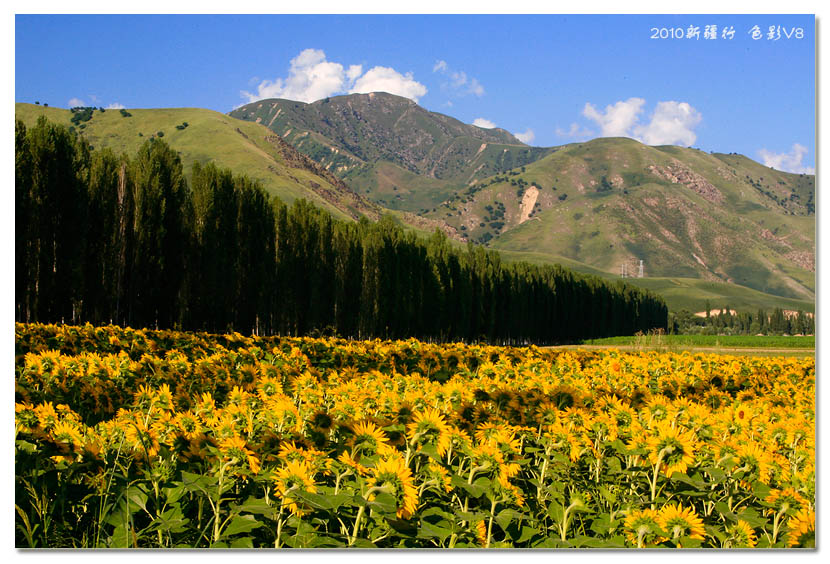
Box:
[230,93,536,182]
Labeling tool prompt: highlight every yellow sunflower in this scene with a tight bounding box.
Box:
[474,520,488,547]
[226,385,251,408]
[728,520,757,548]
[210,412,239,440]
[15,402,38,433]
[657,503,705,545]
[155,383,174,411]
[734,441,772,484]
[369,454,419,519]
[273,459,317,516]
[195,392,218,424]
[765,487,807,518]
[349,420,393,458]
[786,507,815,548]
[133,384,156,410]
[255,374,283,400]
[423,459,452,493]
[50,420,85,453]
[407,408,451,456]
[623,508,663,547]
[534,401,559,427]
[173,410,204,441]
[124,418,160,461]
[218,436,260,475]
[34,402,59,431]
[647,421,698,477]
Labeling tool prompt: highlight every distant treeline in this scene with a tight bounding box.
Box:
[668,307,814,336]
[15,117,667,343]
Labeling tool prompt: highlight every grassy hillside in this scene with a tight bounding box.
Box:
[429,137,814,303]
[620,277,814,314]
[14,103,384,222]
[230,96,814,311]
[230,93,555,211]
[16,103,814,316]
[495,248,813,314]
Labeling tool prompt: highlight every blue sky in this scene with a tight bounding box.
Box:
[15,13,816,172]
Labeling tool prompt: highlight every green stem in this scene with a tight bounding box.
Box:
[486,498,498,548]
[275,503,285,548]
[650,448,668,506]
[559,502,578,541]
[349,504,366,547]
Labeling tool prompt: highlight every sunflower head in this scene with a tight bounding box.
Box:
[534,401,559,427]
[255,374,283,400]
[155,383,174,411]
[547,385,580,411]
[349,420,392,458]
[407,408,450,456]
[369,454,418,519]
[218,436,260,475]
[786,507,815,548]
[624,508,664,547]
[765,487,807,517]
[273,459,317,516]
[133,384,155,410]
[50,420,84,453]
[728,520,757,548]
[310,410,333,432]
[647,421,698,478]
[474,520,487,547]
[173,410,203,441]
[657,503,705,545]
[735,441,772,484]
[15,402,38,433]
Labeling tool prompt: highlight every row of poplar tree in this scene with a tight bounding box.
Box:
[668,307,815,336]
[15,116,668,343]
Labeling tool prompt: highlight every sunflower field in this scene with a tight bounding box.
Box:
[14,323,815,548]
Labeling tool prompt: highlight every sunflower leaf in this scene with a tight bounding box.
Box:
[220,514,263,538]
[367,492,398,516]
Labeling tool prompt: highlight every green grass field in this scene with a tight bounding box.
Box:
[581,334,815,349]
[495,248,814,315]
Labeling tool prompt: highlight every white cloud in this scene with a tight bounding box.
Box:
[555,122,595,141]
[105,102,125,110]
[433,60,485,97]
[241,48,350,103]
[349,66,427,102]
[473,118,497,129]
[467,77,485,97]
[68,97,86,108]
[634,101,702,146]
[346,65,363,82]
[759,143,815,174]
[514,129,535,144]
[582,97,645,137]
[241,49,426,104]
[582,98,702,147]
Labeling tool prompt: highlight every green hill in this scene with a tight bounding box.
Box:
[14,103,382,223]
[229,92,555,212]
[495,249,813,314]
[17,101,814,315]
[229,96,815,309]
[434,137,815,303]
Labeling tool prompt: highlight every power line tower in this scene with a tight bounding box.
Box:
[638,259,644,278]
